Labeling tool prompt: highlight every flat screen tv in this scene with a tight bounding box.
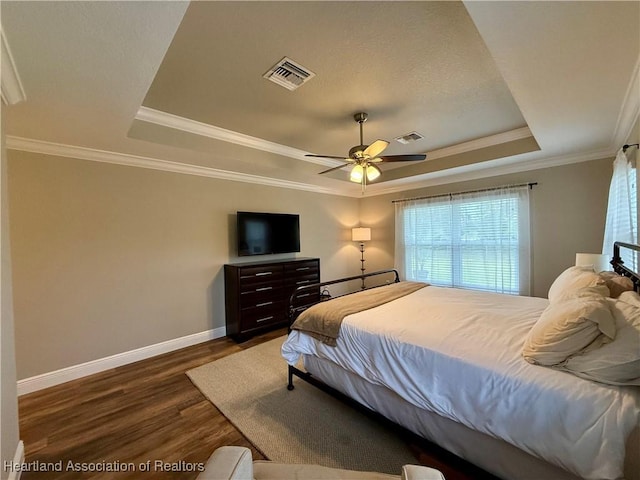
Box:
[237,211,300,256]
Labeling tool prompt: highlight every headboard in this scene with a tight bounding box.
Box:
[611,241,640,292]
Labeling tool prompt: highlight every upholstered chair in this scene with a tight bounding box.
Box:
[197,446,446,480]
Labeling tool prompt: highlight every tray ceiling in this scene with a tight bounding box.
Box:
[2,1,638,196]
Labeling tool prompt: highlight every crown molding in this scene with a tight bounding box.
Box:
[136,107,537,168]
[612,54,640,149]
[363,146,614,198]
[1,27,26,105]
[5,136,356,196]
[135,106,339,168]
[426,126,533,161]
[6,135,615,200]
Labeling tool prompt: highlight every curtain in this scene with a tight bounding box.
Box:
[603,148,637,268]
[395,185,531,295]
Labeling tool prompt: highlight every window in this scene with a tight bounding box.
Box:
[395,185,531,295]
[603,150,637,270]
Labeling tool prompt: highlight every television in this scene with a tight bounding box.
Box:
[237,212,300,256]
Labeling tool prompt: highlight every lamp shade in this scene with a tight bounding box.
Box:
[575,253,611,272]
[366,164,381,181]
[352,227,371,242]
[350,164,364,183]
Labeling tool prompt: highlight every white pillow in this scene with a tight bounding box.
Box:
[547,266,605,303]
[619,290,640,307]
[562,295,640,386]
[522,291,616,366]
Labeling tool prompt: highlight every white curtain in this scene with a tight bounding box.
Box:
[395,185,531,295]
[602,148,637,267]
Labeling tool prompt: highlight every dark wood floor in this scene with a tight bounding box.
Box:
[18,328,495,480]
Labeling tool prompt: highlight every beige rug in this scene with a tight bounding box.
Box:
[186,336,417,474]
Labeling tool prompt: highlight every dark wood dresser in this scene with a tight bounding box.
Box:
[224,257,320,341]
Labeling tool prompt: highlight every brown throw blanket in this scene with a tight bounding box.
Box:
[291,281,428,346]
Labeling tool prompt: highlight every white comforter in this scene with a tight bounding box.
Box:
[282,286,640,480]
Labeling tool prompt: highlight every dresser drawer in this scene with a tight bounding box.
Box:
[239,278,280,293]
[285,273,319,289]
[240,291,281,309]
[284,260,319,275]
[239,285,281,308]
[238,265,283,285]
[241,301,286,329]
[290,290,320,309]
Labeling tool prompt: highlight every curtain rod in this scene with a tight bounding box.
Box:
[391,182,538,204]
[623,143,639,153]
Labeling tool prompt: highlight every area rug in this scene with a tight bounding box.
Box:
[186,336,417,474]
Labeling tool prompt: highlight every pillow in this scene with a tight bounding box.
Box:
[561,296,640,385]
[598,271,635,298]
[553,284,610,303]
[522,290,616,366]
[547,266,605,303]
[618,290,640,307]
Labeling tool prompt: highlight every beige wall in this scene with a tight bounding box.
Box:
[7,147,626,381]
[8,151,361,379]
[1,108,20,477]
[360,157,614,298]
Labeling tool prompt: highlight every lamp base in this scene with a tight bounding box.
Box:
[360,242,366,289]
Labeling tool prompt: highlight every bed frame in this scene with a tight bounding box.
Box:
[284,242,640,478]
[612,241,640,291]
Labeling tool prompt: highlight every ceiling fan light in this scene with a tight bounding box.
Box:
[350,164,364,183]
[366,164,381,181]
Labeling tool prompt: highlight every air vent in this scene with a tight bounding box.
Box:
[395,131,424,144]
[263,57,315,91]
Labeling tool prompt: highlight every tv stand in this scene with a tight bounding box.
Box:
[224,257,320,341]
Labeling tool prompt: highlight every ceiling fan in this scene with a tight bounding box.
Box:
[306,112,427,191]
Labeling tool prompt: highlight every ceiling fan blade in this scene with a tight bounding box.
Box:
[318,162,354,175]
[363,139,389,159]
[378,154,427,162]
[305,154,349,160]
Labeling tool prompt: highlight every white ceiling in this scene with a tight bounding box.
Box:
[2,1,639,197]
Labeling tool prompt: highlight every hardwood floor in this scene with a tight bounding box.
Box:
[18,329,495,480]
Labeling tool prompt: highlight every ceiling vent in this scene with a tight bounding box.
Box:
[395,131,424,144]
[263,57,315,91]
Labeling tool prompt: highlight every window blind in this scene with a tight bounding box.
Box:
[603,149,638,270]
[395,185,531,295]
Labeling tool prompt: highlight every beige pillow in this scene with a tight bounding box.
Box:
[562,296,640,385]
[522,292,616,366]
[598,271,635,298]
[619,290,640,307]
[547,266,605,303]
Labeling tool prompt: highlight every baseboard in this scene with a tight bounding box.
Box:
[17,327,227,396]
[7,440,24,480]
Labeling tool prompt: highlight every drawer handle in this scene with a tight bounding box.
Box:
[296,267,310,271]
[296,280,311,285]
[255,287,273,292]
[255,272,273,277]
[256,316,274,323]
[298,293,312,298]
[256,301,273,307]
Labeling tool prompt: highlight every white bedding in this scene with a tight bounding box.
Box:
[281,286,640,480]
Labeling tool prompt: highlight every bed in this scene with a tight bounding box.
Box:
[281,242,640,480]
